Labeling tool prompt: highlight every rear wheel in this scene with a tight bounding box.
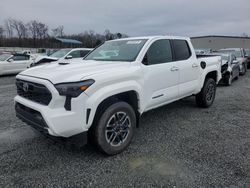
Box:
[92,101,136,155]
[196,78,216,108]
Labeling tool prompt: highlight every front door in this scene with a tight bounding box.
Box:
[142,39,179,110]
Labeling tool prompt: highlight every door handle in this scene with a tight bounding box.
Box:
[170,66,179,71]
[192,64,199,68]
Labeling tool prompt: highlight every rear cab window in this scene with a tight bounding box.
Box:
[171,39,192,61]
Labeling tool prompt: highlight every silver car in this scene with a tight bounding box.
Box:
[219,53,240,86]
[218,48,247,76]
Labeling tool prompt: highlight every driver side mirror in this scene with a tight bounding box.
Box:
[8,58,14,62]
[65,55,73,60]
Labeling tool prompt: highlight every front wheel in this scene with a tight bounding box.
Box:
[92,101,136,155]
[196,78,216,108]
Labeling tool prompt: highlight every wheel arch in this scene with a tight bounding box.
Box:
[205,71,218,82]
[86,87,142,130]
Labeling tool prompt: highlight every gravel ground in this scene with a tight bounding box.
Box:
[0,73,250,188]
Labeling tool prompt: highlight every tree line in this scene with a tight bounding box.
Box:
[0,18,128,48]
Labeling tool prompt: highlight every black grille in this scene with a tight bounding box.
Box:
[15,102,48,132]
[16,79,52,105]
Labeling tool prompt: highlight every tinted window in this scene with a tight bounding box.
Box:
[144,39,172,65]
[80,50,91,57]
[12,55,29,61]
[68,50,81,58]
[172,40,191,61]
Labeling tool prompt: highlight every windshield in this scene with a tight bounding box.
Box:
[0,54,11,61]
[218,50,242,58]
[84,39,148,62]
[49,49,71,58]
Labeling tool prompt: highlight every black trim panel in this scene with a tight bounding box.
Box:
[15,102,49,133]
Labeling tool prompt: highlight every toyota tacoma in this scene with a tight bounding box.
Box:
[15,36,222,155]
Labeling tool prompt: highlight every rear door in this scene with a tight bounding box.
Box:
[142,39,179,110]
[172,39,200,97]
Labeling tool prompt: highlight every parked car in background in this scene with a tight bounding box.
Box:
[30,48,93,67]
[0,53,33,76]
[218,53,240,86]
[217,48,247,75]
[15,36,222,155]
[195,48,212,55]
[244,49,250,69]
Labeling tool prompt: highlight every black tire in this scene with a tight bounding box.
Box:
[92,101,136,155]
[195,78,216,108]
[240,63,246,76]
[224,74,232,86]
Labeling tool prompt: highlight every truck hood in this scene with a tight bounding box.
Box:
[19,60,131,84]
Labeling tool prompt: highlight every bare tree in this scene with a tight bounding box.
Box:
[19,23,29,38]
[37,22,48,39]
[104,29,114,41]
[4,19,13,38]
[27,20,39,39]
[0,26,4,38]
[52,25,64,37]
[11,19,29,39]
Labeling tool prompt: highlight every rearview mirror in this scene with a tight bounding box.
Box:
[8,58,14,62]
[65,55,73,60]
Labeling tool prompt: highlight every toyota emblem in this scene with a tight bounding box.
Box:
[23,83,29,92]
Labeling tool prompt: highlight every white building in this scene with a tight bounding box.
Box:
[191,35,250,50]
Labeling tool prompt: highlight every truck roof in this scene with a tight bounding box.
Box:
[110,35,190,41]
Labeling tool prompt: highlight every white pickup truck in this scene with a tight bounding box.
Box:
[15,36,221,155]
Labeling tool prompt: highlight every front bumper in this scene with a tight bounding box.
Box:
[14,75,90,138]
[15,102,49,134]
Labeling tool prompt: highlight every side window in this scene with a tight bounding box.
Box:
[80,50,90,57]
[12,55,29,61]
[144,39,173,65]
[68,50,81,58]
[172,40,191,61]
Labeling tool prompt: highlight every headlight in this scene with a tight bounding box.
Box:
[55,79,95,98]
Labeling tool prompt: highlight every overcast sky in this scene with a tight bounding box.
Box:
[1,0,249,37]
